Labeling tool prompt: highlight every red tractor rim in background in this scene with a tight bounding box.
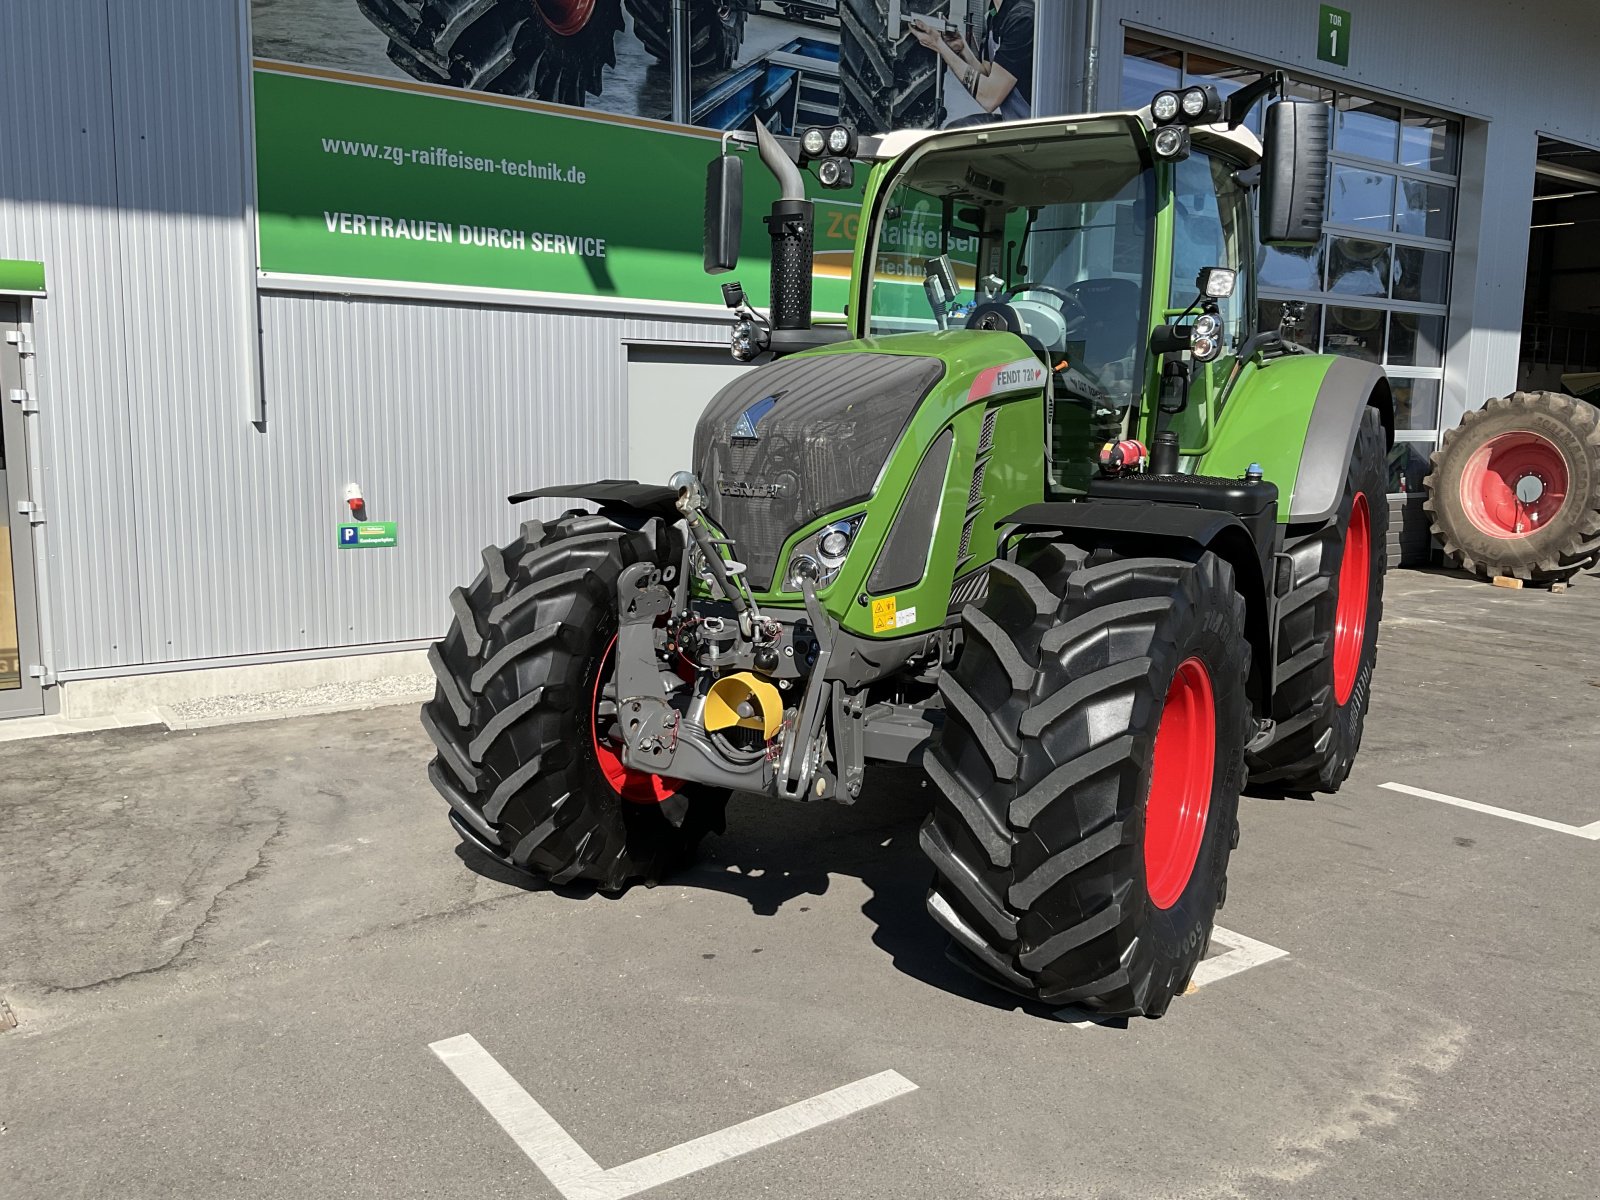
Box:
[592,635,682,804]
[1144,657,1216,910]
[1333,492,1372,706]
[535,0,597,37]
[1458,431,1571,541]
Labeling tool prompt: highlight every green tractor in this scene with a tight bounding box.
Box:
[423,77,1393,1018]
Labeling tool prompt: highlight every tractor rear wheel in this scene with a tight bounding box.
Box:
[839,0,941,133]
[626,0,747,72]
[356,0,625,107]
[1248,407,1388,793]
[923,545,1251,1017]
[1424,391,1600,584]
[422,513,727,889]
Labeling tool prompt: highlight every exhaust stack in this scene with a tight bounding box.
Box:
[756,122,814,333]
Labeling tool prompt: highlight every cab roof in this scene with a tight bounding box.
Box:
[872,109,1263,167]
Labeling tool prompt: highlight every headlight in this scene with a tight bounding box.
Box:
[801,127,827,157]
[826,124,854,155]
[1152,126,1190,160]
[1192,313,1222,340]
[1191,333,1221,362]
[817,157,855,189]
[1152,91,1181,123]
[783,515,864,592]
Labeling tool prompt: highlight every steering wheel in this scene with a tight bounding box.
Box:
[966,282,1090,351]
[1001,283,1090,337]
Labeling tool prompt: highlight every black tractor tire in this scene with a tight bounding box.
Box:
[923,544,1252,1018]
[627,0,747,72]
[1423,391,1600,584]
[356,0,625,107]
[1247,407,1389,793]
[422,513,728,890]
[839,0,941,133]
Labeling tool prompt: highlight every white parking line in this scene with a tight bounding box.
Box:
[430,1033,916,1200]
[1380,782,1600,840]
[1055,925,1288,1027]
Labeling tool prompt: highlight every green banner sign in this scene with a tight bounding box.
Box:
[253,64,857,313]
[0,258,45,295]
[338,521,398,550]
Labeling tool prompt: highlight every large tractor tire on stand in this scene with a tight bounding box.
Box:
[840,0,941,133]
[923,545,1252,1018]
[626,0,748,72]
[422,513,728,889]
[356,0,625,107]
[1423,391,1600,585]
[1248,407,1388,793]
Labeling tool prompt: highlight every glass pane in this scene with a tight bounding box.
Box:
[1330,165,1396,232]
[1393,247,1451,305]
[1396,178,1455,239]
[1392,378,1442,430]
[1389,311,1447,367]
[1388,441,1434,493]
[1325,306,1387,362]
[1258,242,1323,292]
[1259,300,1322,351]
[1171,154,1249,344]
[1401,112,1460,173]
[1335,96,1401,161]
[1122,39,1181,108]
[1327,238,1392,297]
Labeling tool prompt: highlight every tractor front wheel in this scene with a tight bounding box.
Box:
[421,514,728,890]
[923,545,1251,1017]
[1424,391,1600,584]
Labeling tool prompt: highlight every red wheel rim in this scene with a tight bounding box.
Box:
[591,634,681,805]
[1144,657,1216,911]
[1458,431,1571,540]
[1332,492,1372,707]
[534,0,596,36]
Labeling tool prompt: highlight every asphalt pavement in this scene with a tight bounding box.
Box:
[2,565,1597,1199]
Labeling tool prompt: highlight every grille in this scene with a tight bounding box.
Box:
[694,353,945,590]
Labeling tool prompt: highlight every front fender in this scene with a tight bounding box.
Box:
[1201,355,1392,523]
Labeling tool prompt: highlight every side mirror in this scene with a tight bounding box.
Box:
[1260,100,1330,246]
[704,153,743,274]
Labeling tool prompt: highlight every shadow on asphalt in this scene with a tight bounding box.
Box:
[452,768,1059,1018]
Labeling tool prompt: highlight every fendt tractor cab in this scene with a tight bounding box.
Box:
[424,78,1393,1018]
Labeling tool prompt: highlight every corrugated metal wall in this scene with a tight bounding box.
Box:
[0,2,143,671]
[249,294,723,657]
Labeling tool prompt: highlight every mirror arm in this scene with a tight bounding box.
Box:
[1225,71,1284,129]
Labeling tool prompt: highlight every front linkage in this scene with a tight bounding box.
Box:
[608,473,937,806]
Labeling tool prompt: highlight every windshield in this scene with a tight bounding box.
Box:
[865,125,1154,414]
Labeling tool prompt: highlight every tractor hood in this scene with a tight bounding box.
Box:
[693,350,946,591]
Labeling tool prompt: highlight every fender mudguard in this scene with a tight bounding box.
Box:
[509,480,680,521]
[1200,354,1394,524]
[1003,501,1274,709]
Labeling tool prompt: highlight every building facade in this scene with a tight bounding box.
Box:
[1,0,1596,718]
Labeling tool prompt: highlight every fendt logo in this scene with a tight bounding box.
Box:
[732,393,781,441]
[719,480,786,499]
